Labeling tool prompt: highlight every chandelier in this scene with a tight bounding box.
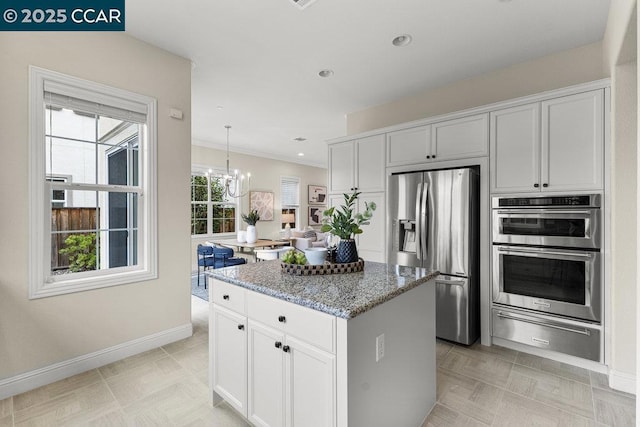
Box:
[217,125,250,198]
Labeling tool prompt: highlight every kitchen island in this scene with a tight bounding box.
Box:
[208,260,438,427]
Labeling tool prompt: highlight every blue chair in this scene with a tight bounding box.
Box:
[197,244,247,288]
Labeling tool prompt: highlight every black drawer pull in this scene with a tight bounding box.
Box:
[533,183,539,188]
[278,315,286,323]
[237,324,244,330]
[275,341,282,349]
[223,295,230,300]
[282,345,290,353]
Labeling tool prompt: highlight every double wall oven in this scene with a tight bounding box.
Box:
[491,194,603,362]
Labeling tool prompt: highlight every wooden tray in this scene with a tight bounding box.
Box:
[280,259,364,276]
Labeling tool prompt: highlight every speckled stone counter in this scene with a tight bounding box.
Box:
[207,260,438,319]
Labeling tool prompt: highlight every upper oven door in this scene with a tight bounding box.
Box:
[492,208,600,249]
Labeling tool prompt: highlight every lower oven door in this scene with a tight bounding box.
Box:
[492,308,601,362]
[492,245,601,322]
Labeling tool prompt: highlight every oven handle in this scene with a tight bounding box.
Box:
[497,311,591,336]
[496,246,594,259]
[496,210,593,215]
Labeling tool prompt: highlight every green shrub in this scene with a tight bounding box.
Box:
[60,234,97,272]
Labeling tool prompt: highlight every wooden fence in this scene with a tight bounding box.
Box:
[51,208,98,270]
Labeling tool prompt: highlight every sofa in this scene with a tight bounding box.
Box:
[291,229,331,251]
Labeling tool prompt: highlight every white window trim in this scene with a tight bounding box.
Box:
[191,165,241,238]
[29,66,158,299]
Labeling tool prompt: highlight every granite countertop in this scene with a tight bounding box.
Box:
[207,260,438,319]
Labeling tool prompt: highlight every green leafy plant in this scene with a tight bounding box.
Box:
[321,191,376,240]
[241,209,260,226]
[59,234,97,272]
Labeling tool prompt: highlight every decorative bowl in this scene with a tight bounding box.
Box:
[304,247,327,265]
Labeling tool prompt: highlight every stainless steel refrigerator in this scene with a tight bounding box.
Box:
[388,167,479,345]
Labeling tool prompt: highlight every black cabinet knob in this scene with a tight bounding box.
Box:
[282,345,290,353]
[533,183,540,188]
[237,324,244,330]
[223,295,230,300]
[275,341,282,349]
[432,155,436,159]
[426,155,431,159]
[543,183,549,188]
[278,315,286,323]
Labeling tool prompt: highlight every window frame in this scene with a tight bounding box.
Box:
[29,66,158,299]
[191,166,240,237]
[280,176,300,230]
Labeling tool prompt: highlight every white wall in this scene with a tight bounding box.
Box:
[347,42,605,135]
[191,143,326,270]
[603,0,638,392]
[0,33,192,384]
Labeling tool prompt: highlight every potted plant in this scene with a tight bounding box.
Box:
[241,209,260,244]
[321,191,376,263]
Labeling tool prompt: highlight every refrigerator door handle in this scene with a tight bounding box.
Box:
[415,183,423,260]
[420,183,429,263]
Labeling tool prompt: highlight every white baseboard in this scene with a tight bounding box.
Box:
[0,323,193,400]
[608,369,637,395]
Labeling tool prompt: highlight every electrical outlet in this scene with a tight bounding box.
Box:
[376,334,385,362]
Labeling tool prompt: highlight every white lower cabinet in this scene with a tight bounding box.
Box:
[211,305,247,417]
[247,321,285,427]
[248,321,336,427]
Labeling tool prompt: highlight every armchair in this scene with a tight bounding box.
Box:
[197,244,247,288]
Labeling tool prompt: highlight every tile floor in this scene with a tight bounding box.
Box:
[0,296,635,426]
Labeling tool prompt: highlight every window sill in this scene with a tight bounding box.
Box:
[30,268,157,299]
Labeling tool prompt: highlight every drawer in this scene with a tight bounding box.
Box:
[492,308,601,362]
[247,291,335,353]
[210,279,246,314]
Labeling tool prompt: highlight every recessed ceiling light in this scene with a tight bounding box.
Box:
[293,137,307,142]
[297,152,305,156]
[216,105,224,110]
[318,69,334,78]
[392,34,412,47]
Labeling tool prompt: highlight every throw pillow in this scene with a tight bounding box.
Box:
[303,229,317,241]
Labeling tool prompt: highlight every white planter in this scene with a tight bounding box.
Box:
[246,225,257,244]
[237,230,246,243]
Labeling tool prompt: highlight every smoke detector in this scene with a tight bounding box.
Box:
[290,0,318,10]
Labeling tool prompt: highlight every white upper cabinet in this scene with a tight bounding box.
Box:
[491,89,604,193]
[541,90,604,191]
[386,125,431,167]
[328,134,385,194]
[490,103,541,193]
[387,114,488,167]
[431,114,488,161]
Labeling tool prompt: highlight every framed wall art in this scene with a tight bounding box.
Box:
[308,206,323,226]
[250,191,274,221]
[308,185,327,205]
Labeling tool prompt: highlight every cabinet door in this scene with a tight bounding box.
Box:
[211,305,247,417]
[431,113,488,161]
[248,321,286,427]
[285,335,336,427]
[386,125,431,167]
[541,90,604,191]
[328,141,354,194]
[355,134,385,192]
[357,192,385,262]
[491,103,541,193]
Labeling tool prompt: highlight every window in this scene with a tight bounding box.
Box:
[280,176,300,229]
[29,67,157,298]
[191,171,238,235]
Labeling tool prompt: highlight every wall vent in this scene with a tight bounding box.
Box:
[290,0,318,10]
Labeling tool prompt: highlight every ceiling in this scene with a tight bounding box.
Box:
[125,0,611,168]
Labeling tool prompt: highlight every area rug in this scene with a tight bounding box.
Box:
[191,274,208,301]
